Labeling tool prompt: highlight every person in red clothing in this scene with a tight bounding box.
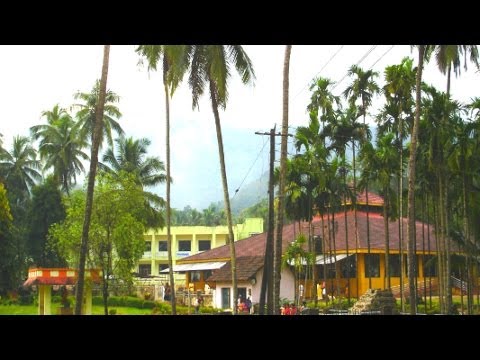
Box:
[290,303,297,315]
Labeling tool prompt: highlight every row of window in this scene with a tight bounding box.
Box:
[297,254,437,279]
[138,254,439,278]
[138,264,169,276]
[144,240,212,253]
[364,254,437,278]
[137,264,214,279]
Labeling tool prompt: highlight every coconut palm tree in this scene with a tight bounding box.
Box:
[184,45,255,314]
[274,45,291,313]
[75,45,110,315]
[136,45,189,314]
[100,136,166,228]
[30,105,89,194]
[73,79,124,150]
[0,136,42,199]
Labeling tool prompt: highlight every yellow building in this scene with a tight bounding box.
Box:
[136,218,263,283]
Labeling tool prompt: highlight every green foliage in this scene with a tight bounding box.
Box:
[92,295,156,309]
[30,105,89,193]
[49,171,147,305]
[0,183,17,295]
[100,136,166,228]
[236,198,267,230]
[172,204,226,226]
[27,176,67,267]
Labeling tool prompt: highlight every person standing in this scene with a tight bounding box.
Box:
[194,293,204,314]
[164,283,171,301]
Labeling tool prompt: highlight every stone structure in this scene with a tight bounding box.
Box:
[349,289,398,315]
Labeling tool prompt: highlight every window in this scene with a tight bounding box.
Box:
[198,240,211,251]
[178,241,191,251]
[158,264,168,274]
[340,255,357,278]
[389,254,401,277]
[364,254,380,278]
[139,264,151,277]
[158,241,167,252]
[423,255,437,277]
[144,241,151,252]
[203,270,213,280]
[190,271,201,282]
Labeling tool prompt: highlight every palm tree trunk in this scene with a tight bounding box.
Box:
[352,139,361,298]
[421,188,427,307]
[343,164,350,305]
[462,165,473,314]
[75,45,110,315]
[164,76,176,315]
[384,189,391,289]
[209,79,237,314]
[406,45,425,314]
[274,45,292,314]
[427,192,432,310]
[433,187,444,312]
[398,107,405,310]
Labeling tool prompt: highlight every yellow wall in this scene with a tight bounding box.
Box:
[136,218,263,278]
[299,251,436,299]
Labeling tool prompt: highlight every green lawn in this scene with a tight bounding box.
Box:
[0,304,153,315]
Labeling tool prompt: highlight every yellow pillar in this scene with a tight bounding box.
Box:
[38,285,52,315]
[81,282,93,315]
[38,285,44,315]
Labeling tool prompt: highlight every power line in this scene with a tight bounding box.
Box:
[293,45,345,100]
[332,45,378,92]
[369,45,395,70]
[232,134,269,199]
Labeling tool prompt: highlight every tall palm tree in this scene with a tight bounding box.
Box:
[382,57,416,309]
[430,45,479,312]
[136,45,188,315]
[407,45,428,314]
[359,133,398,289]
[75,45,110,315]
[185,45,255,314]
[73,79,124,150]
[343,65,379,294]
[274,45,292,313]
[433,45,479,96]
[0,136,42,199]
[30,105,89,194]
[100,136,166,228]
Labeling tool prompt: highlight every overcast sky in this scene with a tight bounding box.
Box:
[1,45,478,209]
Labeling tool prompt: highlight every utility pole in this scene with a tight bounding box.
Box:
[257,126,275,314]
[256,127,293,315]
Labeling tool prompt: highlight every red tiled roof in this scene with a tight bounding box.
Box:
[207,256,264,282]
[355,191,384,206]
[179,210,437,263]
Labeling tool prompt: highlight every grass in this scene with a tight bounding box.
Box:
[0,303,222,315]
[0,304,153,315]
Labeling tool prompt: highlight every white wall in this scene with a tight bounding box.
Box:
[212,267,295,309]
